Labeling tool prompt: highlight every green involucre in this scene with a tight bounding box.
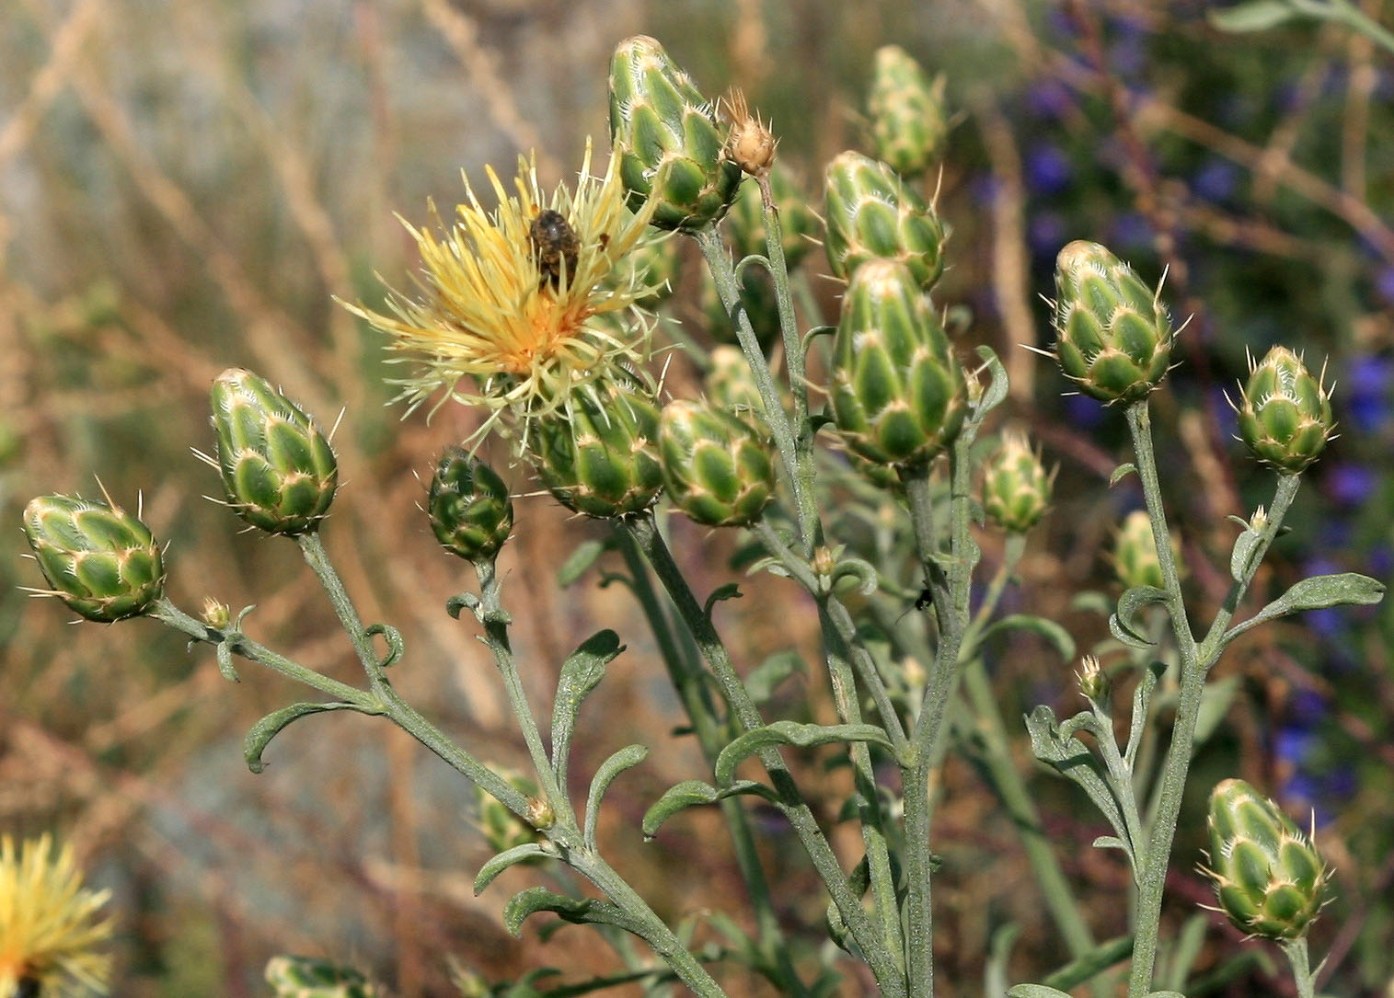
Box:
[1051,240,1173,403]
[608,35,742,231]
[824,150,946,289]
[1233,346,1333,473]
[210,368,338,535]
[23,493,166,622]
[829,259,966,468]
[1203,778,1327,941]
[659,399,776,527]
[531,380,664,518]
[427,449,514,562]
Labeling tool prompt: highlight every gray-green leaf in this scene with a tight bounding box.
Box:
[642,779,779,838]
[715,721,898,785]
[1208,0,1298,32]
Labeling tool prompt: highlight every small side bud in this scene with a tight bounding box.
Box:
[23,493,166,622]
[981,432,1055,533]
[1076,655,1110,702]
[1202,778,1328,941]
[427,449,514,563]
[868,46,949,178]
[476,770,545,854]
[201,597,232,630]
[1233,346,1334,474]
[659,399,776,527]
[209,369,338,535]
[1051,241,1174,403]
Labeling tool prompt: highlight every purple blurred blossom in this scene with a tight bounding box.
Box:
[1342,354,1392,431]
[1274,726,1318,766]
[1025,80,1074,121]
[1025,144,1073,197]
[1192,158,1242,203]
[1287,687,1329,727]
[1107,212,1153,252]
[1323,462,1377,507]
[1063,393,1108,431]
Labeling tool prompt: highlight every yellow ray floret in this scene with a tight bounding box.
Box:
[0,835,114,996]
[344,140,662,445]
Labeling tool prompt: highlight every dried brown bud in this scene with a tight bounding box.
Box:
[722,88,777,177]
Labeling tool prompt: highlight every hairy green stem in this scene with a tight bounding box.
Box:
[1125,403,1306,996]
[693,224,820,550]
[615,527,808,995]
[901,437,979,998]
[626,512,907,996]
[1282,937,1316,998]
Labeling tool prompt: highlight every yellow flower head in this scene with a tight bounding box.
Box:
[345,140,663,448]
[0,835,113,996]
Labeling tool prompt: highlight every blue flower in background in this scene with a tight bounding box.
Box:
[1191,158,1241,204]
[1063,392,1108,430]
[1025,144,1073,197]
[1343,354,1392,432]
[1323,462,1377,507]
[1028,211,1069,261]
[1025,80,1073,121]
[1107,211,1153,252]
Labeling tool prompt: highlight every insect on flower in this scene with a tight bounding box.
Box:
[529,209,581,290]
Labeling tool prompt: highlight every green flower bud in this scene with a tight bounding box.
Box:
[982,432,1054,533]
[868,46,949,178]
[1232,346,1334,474]
[704,345,767,424]
[531,380,664,518]
[1203,778,1328,941]
[830,259,967,468]
[608,35,742,231]
[22,493,166,623]
[209,369,338,535]
[1111,510,1182,591]
[1051,240,1174,403]
[264,955,379,998]
[702,264,781,352]
[824,150,947,289]
[724,164,819,269]
[427,448,514,563]
[659,399,776,527]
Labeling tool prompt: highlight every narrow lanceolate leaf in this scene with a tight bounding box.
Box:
[243,702,360,774]
[552,630,624,781]
[641,779,779,839]
[714,721,898,786]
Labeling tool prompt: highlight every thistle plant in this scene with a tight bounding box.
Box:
[21,34,1388,998]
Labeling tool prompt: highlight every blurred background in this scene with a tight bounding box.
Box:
[4,0,1394,994]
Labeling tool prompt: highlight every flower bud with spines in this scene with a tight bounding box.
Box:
[608,36,742,231]
[22,493,166,623]
[531,380,664,518]
[824,151,947,290]
[1111,509,1181,591]
[264,955,379,998]
[724,163,818,269]
[868,46,949,178]
[427,448,514,563]
[659,399,776,527]
[1051,240,1174,403]
[982,432,1054,533]
[1232,346,1334,474]
[209,369,338,535]
[830,259,967,468]
[1203,778,1328,941]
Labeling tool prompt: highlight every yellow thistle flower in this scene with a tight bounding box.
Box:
[0,835,114,997]
[344,140,662,447]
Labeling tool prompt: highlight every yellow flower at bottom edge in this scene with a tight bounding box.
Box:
[0,835,113,997]
[344,140,665,449]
